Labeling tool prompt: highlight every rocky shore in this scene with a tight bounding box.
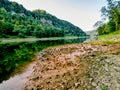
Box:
[25,43,120,90]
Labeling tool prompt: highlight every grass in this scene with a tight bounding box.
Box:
[102,85,108,90]
[99,30,120,39]
[91,30,120,45]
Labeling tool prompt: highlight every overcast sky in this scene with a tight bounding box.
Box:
[10,0,106,31]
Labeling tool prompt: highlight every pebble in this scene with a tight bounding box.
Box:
[105,67,109,72]
[25,44,120,90]
[89,78,93,82]
[105,59,110,63]
[105,64,109,72]
[96,86,101,90]
[91,82,97,87]
[75,82,80,87]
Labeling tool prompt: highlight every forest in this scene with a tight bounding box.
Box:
[95,0,120,35]
[0,0,88,82]
[0,0,87,38]
[0,0,120,89]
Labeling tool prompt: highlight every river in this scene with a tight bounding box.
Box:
[0,62,35,90]
[0,37,88,90]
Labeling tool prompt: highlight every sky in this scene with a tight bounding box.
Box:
[10,0,107,31]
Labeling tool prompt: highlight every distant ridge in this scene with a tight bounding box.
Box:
[0,0,87,38]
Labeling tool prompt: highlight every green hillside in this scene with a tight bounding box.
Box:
[0,0,86,38]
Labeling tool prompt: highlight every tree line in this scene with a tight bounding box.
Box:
[94,0,120,35]
[0,0,86,38]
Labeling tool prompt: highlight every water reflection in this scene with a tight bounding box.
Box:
[0,37,88,83]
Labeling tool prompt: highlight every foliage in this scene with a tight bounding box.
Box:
[99,29,120,39]
[0,0,86,38]
[96,0,120,35]
[102,85,108,90]
[0,21,14,37]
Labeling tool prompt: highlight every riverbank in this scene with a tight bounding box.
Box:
[25,39,120,90]
[0,37,88,89]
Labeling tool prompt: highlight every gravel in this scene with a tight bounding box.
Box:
[24,43,120,90]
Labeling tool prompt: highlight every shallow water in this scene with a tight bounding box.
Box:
[0,37,89,90]
[0,62,35,90]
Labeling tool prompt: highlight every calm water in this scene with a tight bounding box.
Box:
[0,37,88,90]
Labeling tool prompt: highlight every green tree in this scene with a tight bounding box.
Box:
[0,21,14,37]
[97,0,120,35]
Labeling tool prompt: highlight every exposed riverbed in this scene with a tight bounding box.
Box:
[0,37,120,90]
[25,43,120,90]
[0,37,88,90]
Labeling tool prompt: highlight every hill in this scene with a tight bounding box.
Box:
[0,0,86,38]
[86,30,98,36]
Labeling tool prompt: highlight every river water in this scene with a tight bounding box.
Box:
[0,62,35,90]
[0,37,88,90]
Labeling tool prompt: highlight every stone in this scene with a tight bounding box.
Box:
[75,82,80,88]
[96,86,101,90]
[105,68,109,72]
[105,59,110,63]
[92,82,97,87]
